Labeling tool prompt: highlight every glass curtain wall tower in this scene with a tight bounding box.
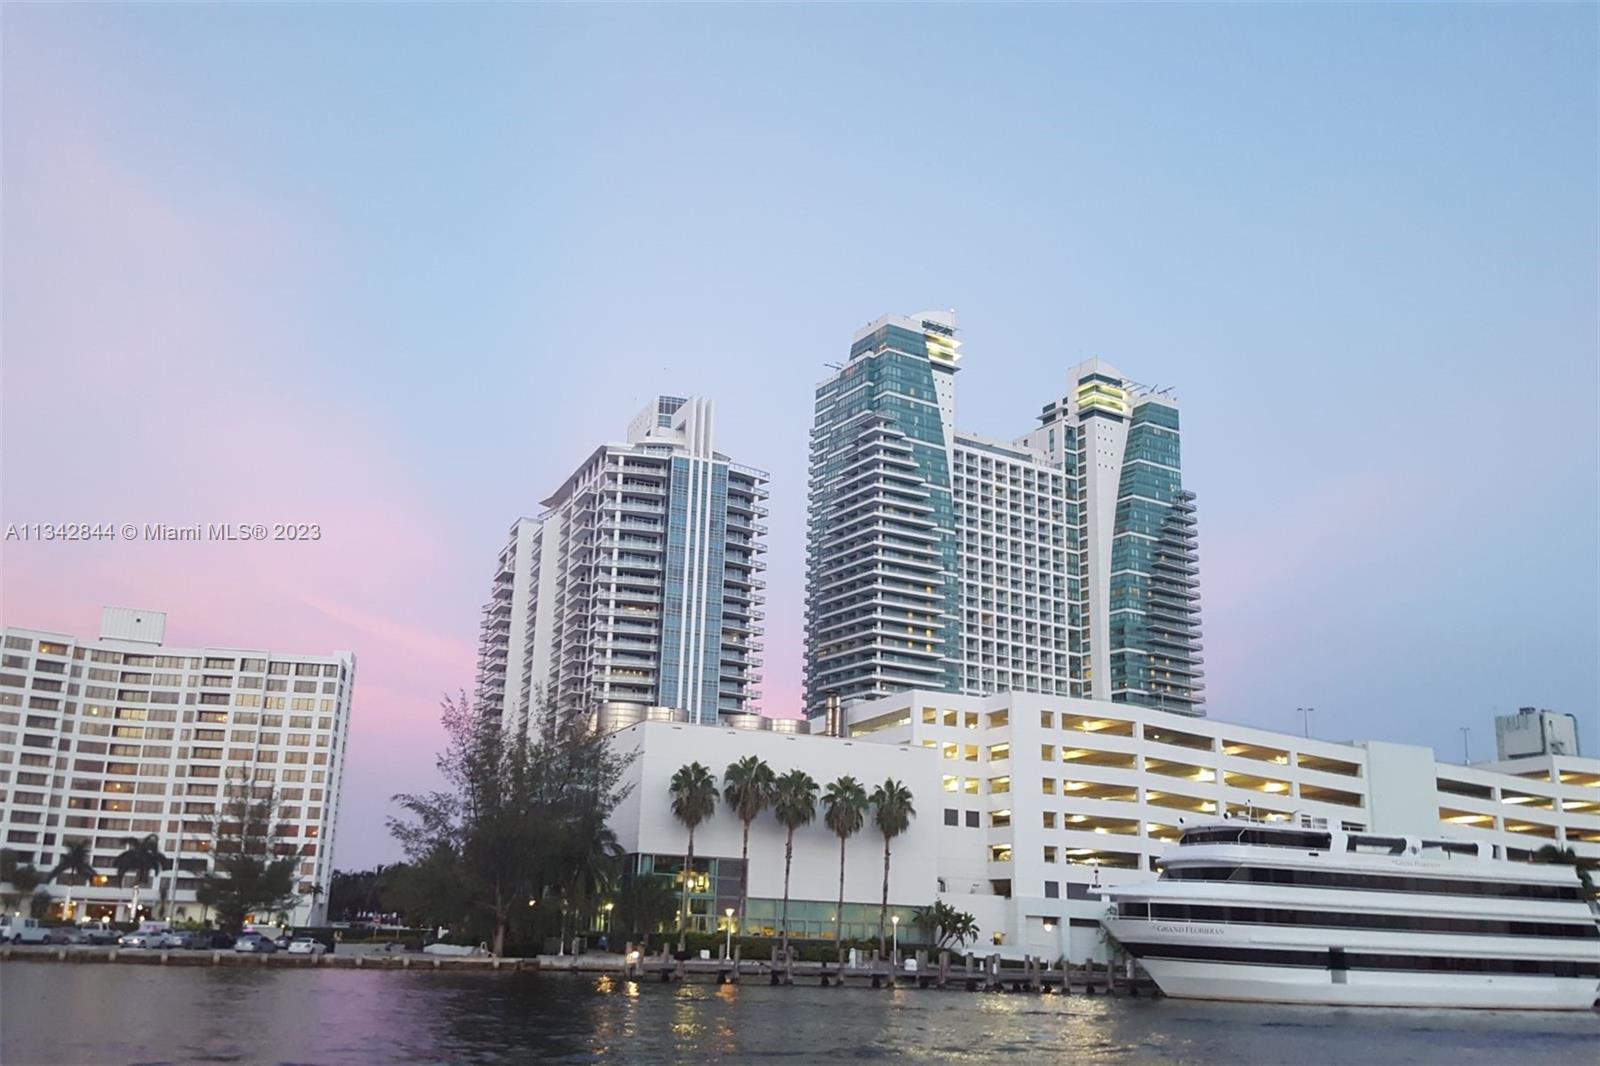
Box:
[807,318,1201,719]
[1031,360,1204,714]
[805,313,963,714]
[477,396,769,729]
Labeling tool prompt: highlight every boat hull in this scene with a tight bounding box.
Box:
[1136,956,1599,1011]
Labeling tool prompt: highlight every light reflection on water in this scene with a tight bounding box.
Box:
[0,961,1596,1065]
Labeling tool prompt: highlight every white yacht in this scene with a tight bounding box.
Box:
[1101,814,1600,1010]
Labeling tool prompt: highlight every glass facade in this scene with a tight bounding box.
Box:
[1107,398,1203,712]
[633,853,922,940]
[805,318,961,714]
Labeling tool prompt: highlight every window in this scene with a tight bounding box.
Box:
[1041,778,1056,795]
[1040,711,1054,729]
[964,810,979,828]
[944,808,958,826]
[1043,847,1058,865]
[1043,812,1057,829]
[1044,881,1060,898]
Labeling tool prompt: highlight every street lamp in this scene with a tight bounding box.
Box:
[890,914,900,966]
[724,907,735,960]
[603,901,614,934]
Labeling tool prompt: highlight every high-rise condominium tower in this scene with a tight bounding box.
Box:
[478,396,769,728]
[1027,360,1203,713]
[806,315,1201,717]
[805,313,963,712]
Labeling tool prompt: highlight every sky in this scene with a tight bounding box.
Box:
[3,4,1595,871]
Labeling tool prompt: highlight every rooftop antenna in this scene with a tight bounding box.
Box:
[1459,726,1471,764]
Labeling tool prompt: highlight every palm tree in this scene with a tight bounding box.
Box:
[772,769,818,957]
[562,815,624,946]
[914,899,978,950]
[869,778,916,957]
[721,756,775,937]
[113,834,171,921]
[668,762,717,952]
[1,863,42,914]
[822,775,868,960]
[49,842,97,887]
[1534,843,1596,896]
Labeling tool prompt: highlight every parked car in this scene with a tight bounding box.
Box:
[286,937,327,956]
[1,917,51,944]
[77,922,119,945]
[234,933,279,954]
[117,932,156,948]
[45,926,84,945]
[199,931,236,950]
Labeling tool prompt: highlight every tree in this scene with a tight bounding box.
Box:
[113,834,171,921]
[194,782,298,933]
[869,778,916,956]
[28,887,53,920]
[914,899,978,950]
[1534,844,1596,897]
[612,874,678,948]
[389,690,634,956]
[559,813,623,949]
[822,775,868,960]
[668,762,717,952]
[49,842,97,886]
[721,756,775,937]
[772,769,818,957]
[1,855,43,915]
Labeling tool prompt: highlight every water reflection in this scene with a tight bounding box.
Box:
[1,962,1596,1065]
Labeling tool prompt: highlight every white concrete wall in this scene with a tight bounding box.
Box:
[609,721,942,910]
[1363,740,1446,836]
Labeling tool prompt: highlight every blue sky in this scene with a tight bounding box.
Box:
[4,4,1595,867]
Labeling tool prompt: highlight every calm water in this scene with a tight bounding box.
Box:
[2,962,1597,1065]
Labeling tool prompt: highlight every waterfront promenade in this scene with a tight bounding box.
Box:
[0,942,1139,994]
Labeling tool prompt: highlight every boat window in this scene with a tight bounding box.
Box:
[1138,902,1598,939]
[1181,827,1331,850]
[1346,835,1407,855]
[1162,864,1583,901]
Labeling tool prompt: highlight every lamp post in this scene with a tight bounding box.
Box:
[724,907,735,960]
[1297,707,1314,739]
[890,914,900,966]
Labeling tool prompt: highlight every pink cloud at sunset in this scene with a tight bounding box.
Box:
[2,41,475,867]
